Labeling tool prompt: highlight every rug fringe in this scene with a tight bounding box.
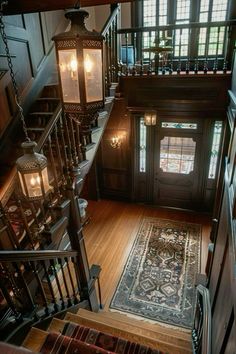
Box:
[109,308,191,333]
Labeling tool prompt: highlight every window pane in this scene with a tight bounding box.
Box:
[143,0,156,26]
[208,121,223,179]
[199,0,210,22]
[160,137,196,174]
[161,122,197,129]
[208,26,225,56]
[139,117,147,173]
[211,0,228,22]
[174,28,189,57]
[159,0,168,26]
[176,0,190,23]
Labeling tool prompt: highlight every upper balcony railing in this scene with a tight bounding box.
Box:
[117,19,236,76]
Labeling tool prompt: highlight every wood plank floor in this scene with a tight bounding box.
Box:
[83,199,211,312]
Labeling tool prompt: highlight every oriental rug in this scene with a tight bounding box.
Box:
[110,218,201,329]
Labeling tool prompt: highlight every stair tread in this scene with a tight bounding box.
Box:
[64,312,192,354]
[29,112,55,115]
[79,309,192,348]
[36,97,60,101]
[22,327,48,353]
[84,309,191,341]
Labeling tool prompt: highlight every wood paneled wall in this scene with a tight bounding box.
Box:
[96,74,231,209]
[208,86,236,353]
[97,97,131,200]
[0,10,68,139]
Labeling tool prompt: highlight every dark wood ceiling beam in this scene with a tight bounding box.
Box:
[2,0,133,16]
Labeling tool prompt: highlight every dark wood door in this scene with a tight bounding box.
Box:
[153,119,204,209]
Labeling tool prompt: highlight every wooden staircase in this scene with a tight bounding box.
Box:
[23,308,192,353]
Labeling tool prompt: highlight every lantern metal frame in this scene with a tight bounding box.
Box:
[144,110,157,126]
[0,5,51,201]
[53,8,104,122]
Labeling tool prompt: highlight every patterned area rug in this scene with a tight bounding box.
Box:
[110,217,201,329]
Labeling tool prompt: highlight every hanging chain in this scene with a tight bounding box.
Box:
[0,3,30,141]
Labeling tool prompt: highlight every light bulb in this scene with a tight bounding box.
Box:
[70,57,78,72]
[84,54,93,73]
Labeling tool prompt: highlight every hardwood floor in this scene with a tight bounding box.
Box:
[83,199,211,311]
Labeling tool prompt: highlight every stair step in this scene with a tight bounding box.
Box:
[64,311,192,354]
[29,112,54,116]
[89,309,191,341]
[48,317,66,333]
[77,309,192,351]
[36,97,60,101]
[22,327,48,353]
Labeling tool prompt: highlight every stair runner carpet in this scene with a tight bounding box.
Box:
[39,322,164,354]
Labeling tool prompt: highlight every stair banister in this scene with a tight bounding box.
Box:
[192,284,211,354]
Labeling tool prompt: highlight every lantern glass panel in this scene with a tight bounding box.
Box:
[83,48,103,102]
[18,168,50,198]
[58,49,80,103]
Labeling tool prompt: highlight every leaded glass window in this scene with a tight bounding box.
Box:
[208,121,223,179]
[139,117,147,173]
[161,122,197,129]
[160,137,196,174]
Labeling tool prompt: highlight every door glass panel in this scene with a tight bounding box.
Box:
[139,117,147,172]
[160,136,196,174]
[208,121,223,179]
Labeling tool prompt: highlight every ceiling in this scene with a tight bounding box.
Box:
[2,0,133,15]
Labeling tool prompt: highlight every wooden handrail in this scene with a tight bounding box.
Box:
[0,249,78,262]
[101,4,119,36]
[193,284,212,354]
[117,19,236,34]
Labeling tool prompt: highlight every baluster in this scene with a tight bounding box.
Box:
[65,257,78,304]
[30,260,49,315]
[74,122,83,164]
[69,116,79,166]
[105,32,111,92]
[48,134,61,202]
[41,260,58,312]
[12,262,36,315]
[213,58,218,73]
[0,264,22,320]
[194,59,199,74]
[223,59,227,73]
[63,113,74,169]
[54,123,64,180]
[58,258,72,306]
[0,201,20,249]
[17,198,35,249]
[203,60,208,73]
[125,32,129,76]
[59,115,70,180]
[50,259,65,309]
[185,60,190,74]
[140,59,143,76]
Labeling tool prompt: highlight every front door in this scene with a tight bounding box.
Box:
[153,120,203,209]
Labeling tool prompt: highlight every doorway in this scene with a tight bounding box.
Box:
[132,116,223,211]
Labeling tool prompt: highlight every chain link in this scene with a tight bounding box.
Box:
[0,4,30,141]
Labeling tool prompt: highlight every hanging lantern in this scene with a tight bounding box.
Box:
[144,111,157,126]
[16,141,51,200]
[53,9,104,118]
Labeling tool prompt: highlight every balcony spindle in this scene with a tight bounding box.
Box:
[65,257,78,304]
[41,260,58,312]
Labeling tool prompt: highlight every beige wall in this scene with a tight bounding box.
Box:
[83,3,131,32]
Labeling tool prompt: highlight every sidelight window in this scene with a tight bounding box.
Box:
[139,117,147,173]
[208,121,223,179]
[160,136,196,174]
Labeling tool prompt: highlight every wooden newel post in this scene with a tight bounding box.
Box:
[66,167,100,312]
